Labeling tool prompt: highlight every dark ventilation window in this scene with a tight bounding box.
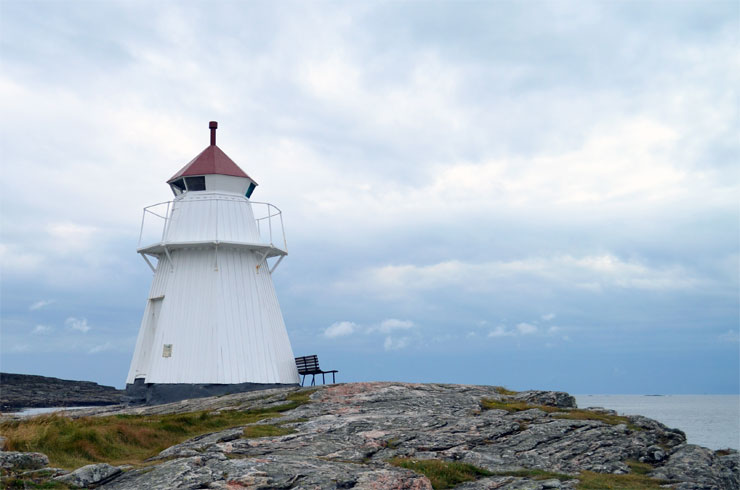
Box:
[170,178,186,196]
[184,176,206,191]
[245,182,256,198]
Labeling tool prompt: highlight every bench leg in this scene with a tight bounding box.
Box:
[332,372,335,384]
[311,374,316,386]
[322,373,326,385]
[300,375,305,387]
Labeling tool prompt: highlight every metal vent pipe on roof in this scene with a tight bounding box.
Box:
[209,121,218,145]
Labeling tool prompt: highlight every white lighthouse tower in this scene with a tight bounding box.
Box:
[125,122,300,404]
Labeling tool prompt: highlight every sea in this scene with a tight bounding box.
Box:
[575,394,739,451]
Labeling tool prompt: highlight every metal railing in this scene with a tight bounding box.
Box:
[137,197,287,253]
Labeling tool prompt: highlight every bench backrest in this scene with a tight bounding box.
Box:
[295,355,320,374]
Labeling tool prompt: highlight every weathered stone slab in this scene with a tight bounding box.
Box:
[101,454,431,490]
[650,444,739,490]
[0,451,48,470]
[54,463,122,487]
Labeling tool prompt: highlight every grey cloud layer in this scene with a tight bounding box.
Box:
[1,1,737,392]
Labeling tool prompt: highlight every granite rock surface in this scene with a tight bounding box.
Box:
[1,382,737,489]
[0,372,123,411]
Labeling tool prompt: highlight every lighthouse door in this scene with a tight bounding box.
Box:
[134,297,163,380]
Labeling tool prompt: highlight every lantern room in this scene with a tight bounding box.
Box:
[166,121,258,198]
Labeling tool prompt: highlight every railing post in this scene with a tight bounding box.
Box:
[279,212,287,252]
[138,208,147,248]
[161,201,171,243]
[268,203,273,245]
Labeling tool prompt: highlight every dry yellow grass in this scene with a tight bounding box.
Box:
[0,390,314,469]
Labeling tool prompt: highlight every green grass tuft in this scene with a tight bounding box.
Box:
[552,410,640,431]
[576,470,668,489]
[0,472,71,489]
[480,398,640,430]
[388,458,493,489]
[490,468,573,481]
[242,424,295,438]
[0,389,314,469]
[493,386,518,395]
[626,460,654,475]
[389,457,667,490]
[480,398,559,413]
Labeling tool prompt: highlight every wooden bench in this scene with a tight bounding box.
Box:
[295,355,338,386]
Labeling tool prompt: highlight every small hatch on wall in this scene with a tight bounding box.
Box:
[245,182,256,198]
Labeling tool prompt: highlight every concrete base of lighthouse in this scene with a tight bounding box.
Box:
[123,378,299,406]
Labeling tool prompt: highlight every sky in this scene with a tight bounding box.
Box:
[0,1,737,394]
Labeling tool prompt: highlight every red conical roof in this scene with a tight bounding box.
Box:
[167,122,256,184]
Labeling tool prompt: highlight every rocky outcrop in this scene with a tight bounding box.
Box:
[651,445,739,490]
[1,382,737,489]
[54,463,122,487]
[0,372,123,411]
[0,451,49,470]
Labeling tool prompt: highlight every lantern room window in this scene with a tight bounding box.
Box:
[185,176,206,191]
[170,178,186,196]
[170,176,207,196]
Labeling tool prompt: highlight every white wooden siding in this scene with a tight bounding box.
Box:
[126,191,299,386]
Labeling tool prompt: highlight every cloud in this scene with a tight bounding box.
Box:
[89,342,114,354]
[324,321,357,338]
[542,313,556,321]
[0,244,44,274]
[65,317,91,333]
[0,2,736,393]
[718,330,739,343]
[516,323,538,335]
[32,325,54,335]
[375,318,415,333]
[488,323,540,337]
[384,336,410,351]
[47,223,99,253]
[488,326,515,338]
[29,299,55,311]
[353,254,705,297]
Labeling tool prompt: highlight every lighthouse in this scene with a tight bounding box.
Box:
[125,122,300,404]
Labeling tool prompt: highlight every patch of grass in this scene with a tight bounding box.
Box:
[480,398,640,430]
[0,473,71,489]
[275,417,309,425]
[0,389,314,469]
[389,458,667,490]
[493,386,518,396]
[576,470,667,489]
[388,458,492,489]
[490,469,573,481]
[626,460,654,475]
[716,448,734,456]
[242,424,295,438]
[386,437,401,449]
[552,410,640,431]
[480,398,559,413]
